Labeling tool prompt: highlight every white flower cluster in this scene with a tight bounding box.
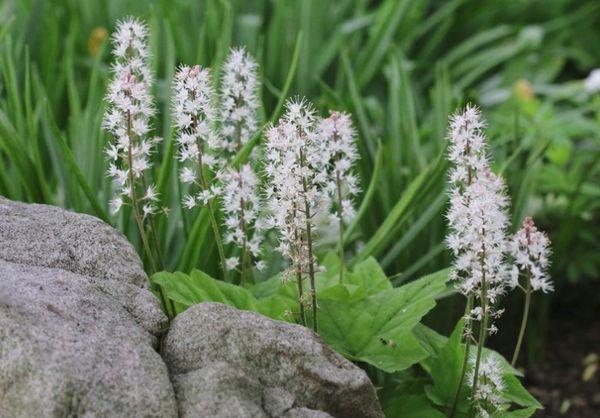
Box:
[103,18,160,215]
[318,111,360,226]
[172,64,221,208]
[509,217,553,293]
[220,164,265,272]
[264,99,329,278]
[446,105,510,333]
[219,47,260,154]
[468,354,505,418]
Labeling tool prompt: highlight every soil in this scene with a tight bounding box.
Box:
[524,281,600,417]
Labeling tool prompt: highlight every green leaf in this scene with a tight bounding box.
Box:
[317,268,448,372]
[503,374,543,409]
[152,270,262,316]
[498,407,538,418]
[344,257,391,294]
[425,320,469,410]
[384,395,445,418]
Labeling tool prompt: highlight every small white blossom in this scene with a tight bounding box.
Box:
[144,184,158,202]
[142,203,155,218]
[584,68,600,94]
[255,260,266,272]
[179,167,196,184]
[183,194,197,209]
[109,196,124,214]
[509,217,553,293]
[226,256,239,271]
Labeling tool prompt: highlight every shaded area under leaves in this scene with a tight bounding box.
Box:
[524,280,600,418]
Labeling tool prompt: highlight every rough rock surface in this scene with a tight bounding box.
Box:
[0,198,176,417]
[163,302,384,418]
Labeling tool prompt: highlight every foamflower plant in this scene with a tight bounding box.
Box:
[509,217,553,366]
[102,18,164,273]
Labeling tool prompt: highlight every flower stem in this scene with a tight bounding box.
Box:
[300,149,318,332]
[126,113,156,273]
[126,112,170,316]
[295,266,308,326]
[448,295,473,418]
[336,170,345,283]
[511,270,532,367]
[194,136,229,282]
[469,279,489,418]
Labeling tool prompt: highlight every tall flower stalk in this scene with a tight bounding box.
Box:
[173,64,229,282]
[264,99,327,331]
[445,106,510,418]
[218,48,264,283]
[318,111,359,283]
[103,18,163,273]
[508,217,552,366]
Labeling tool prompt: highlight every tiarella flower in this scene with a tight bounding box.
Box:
[173,64,220,208]
[226,256,240,271]
[446,106,511,334]
[509,217,553,293]
[467,354,505,418]
[219,47,260,155]
[264,98,326,329]
[220,164,264,270]
[103,17,160,214]
[264,99,324,271]
[584,68,600,94]
[318,111,360,226]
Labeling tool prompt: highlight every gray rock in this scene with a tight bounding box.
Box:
[0,197,146,287]
[0,197,165,336]
[163,302,384,418]
[0,199,176,417]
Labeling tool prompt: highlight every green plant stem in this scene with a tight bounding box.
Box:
[469,275,489,418]
[126,113,156,273]
[238,192,250,285]
[300,149,318,332]
[126,112,169,315]
[235,128,251,285]
[448,295,473,418]
[293,217,307,326]
[336,170,345,283]
[194,136,229,282]
[295,266,308,326]
[511,270,532,367]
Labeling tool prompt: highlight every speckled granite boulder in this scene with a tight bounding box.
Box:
[0,197,146,284]
[0,198,175,417]
[163,302,384,418]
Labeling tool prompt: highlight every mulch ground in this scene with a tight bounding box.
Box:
[524,281,600,417]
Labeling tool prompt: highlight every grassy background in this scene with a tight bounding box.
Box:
[1,0,599,358]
